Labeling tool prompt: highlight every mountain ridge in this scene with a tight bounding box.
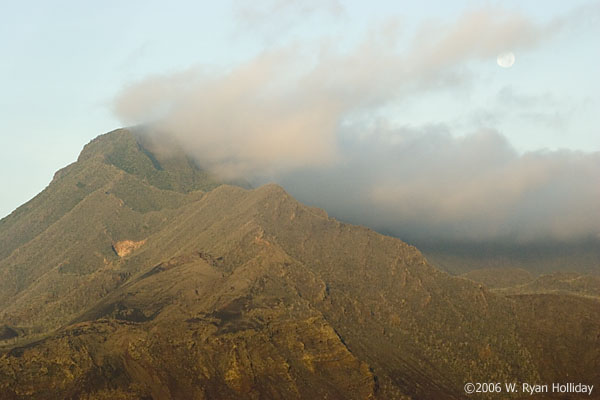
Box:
[0,128,598,399]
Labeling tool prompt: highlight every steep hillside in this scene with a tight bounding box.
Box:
[0,128,224,263]
[0,129,223,337]
[0,129,598,399]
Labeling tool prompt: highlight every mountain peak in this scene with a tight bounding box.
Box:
[77,128,231,193]
[1,128,598,399]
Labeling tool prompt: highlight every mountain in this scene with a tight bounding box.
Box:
[1,129,598,399]
[460,268,535,289]
[462,268,600,298]
[420,239,600,276]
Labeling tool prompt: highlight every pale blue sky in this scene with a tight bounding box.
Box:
[1,0,599,219]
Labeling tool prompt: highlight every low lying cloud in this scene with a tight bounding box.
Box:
[279,126,599,243]
[113,7,599,243]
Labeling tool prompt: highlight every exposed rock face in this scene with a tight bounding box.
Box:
[112,240,146,257]
[0,129,598,399]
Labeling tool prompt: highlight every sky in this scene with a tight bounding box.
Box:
[1,0,599,243]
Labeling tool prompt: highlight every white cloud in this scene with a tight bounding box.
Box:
[112,6,599,242]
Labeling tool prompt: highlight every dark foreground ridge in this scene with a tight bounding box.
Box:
[0,129,598,399]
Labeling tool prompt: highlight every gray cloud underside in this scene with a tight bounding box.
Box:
[113,7,600,243]
[279,126,600,243]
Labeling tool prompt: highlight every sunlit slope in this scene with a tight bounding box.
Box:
[0,129,223,333]
[0,129,598,399]
[0,129,224,262]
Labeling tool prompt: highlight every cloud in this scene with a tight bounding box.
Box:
[412,7,555,67]
[276,124,600,243]
[115,49,343,178]
[112,7,599,243]
[363,129,599,242]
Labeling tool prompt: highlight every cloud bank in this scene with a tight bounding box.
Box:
[113,7,600,243]
[279,126,599,243]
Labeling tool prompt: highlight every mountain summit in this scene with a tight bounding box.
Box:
[0,129,598,399]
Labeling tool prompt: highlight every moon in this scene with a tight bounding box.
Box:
[497,52,515,68]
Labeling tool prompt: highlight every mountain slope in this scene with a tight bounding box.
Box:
[0,129,598,399]
[0,128,224,263]
[0,129,223,337]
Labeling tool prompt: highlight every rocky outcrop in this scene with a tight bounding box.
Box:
[112,239,146,257]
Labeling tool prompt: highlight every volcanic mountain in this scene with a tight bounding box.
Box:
[0,129,598,399]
